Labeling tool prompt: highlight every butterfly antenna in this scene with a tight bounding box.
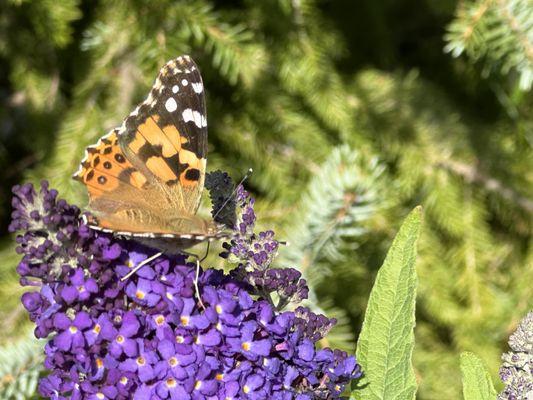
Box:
[213,168,253,220]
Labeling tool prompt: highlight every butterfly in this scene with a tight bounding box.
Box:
[73,55,227,251]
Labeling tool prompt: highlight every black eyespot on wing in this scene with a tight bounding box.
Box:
[185,168,200,181]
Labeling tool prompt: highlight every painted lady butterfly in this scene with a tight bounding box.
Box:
[73,55,226,250]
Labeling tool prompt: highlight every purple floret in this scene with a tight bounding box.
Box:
[11,181,362,399]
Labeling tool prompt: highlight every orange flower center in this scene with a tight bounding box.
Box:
[168,357,178,367]
[166,378,177,388]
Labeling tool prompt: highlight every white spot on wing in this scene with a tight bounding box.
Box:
[192,82,203,93]
[165,97,177,112]
[181,79,188,86]
[182,108,207,128]
[129,232,155,238]
[172,85,179,93]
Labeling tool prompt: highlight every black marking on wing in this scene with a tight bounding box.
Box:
[119,55,207,164]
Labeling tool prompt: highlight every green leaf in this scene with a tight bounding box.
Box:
[353,207,422,400]
[460,352,497,400]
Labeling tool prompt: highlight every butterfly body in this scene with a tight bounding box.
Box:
[74,55,226,250]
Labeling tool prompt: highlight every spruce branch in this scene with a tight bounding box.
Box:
[437,159,533,213]
[282,145,384,272]
[445,0,533,90]
[173,1,267,86]
[278,146,384,350]
[0,335,44,400]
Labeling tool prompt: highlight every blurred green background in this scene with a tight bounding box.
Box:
[0,0,531,398]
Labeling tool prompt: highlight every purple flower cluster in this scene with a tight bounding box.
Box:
[222,187,308,310]
[11,181,361,399]
[498,311,533,400]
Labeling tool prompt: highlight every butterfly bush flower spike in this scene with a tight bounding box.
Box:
[498,311,533,400]
[11,180,361,399]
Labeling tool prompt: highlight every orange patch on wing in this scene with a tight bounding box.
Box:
[161,124,183,149]
[145,157,177,181]
[89,171,122,192]
[130,171,147,187]
[81,178,105,198]
[180,175,199,187]
[178,149,202,167]
[178,152,206,187]
[137,116,180,158]
[74,129,149,199]
[128,134,147,153]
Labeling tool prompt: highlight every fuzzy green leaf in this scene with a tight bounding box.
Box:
[353,207,422,400]
[460,352,497,400]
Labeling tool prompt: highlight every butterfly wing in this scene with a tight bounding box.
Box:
[119,55,207,215]
[73,55,213,237]
[73,128,151,206]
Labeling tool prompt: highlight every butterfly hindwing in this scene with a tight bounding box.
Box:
[73,129,149,198]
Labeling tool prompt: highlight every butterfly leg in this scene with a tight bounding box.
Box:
[200,241,211,262]
[120,252,163,281]
[194,258,206,310]
[180,251,206,310]
[187,243,212,310]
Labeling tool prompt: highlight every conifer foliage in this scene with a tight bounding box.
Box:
[0,0,531,398]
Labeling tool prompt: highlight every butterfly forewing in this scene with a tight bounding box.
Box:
[118,56,207,214]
